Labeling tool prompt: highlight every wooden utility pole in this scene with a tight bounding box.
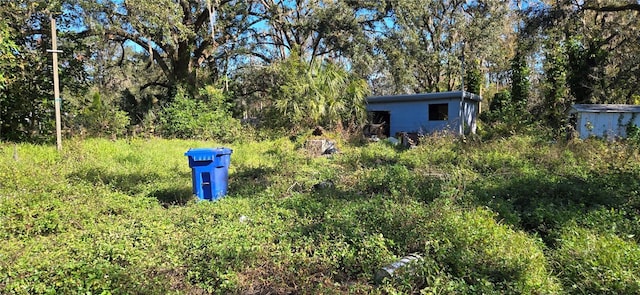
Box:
[47,16,63,151]
[459,41,465,136]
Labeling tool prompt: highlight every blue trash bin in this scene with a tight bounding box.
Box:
[185,147,233,200]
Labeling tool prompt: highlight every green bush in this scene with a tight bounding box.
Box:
[260,50,369,132]
[478,90,552,140]
[575,208,640,244]
[158,86,245,142]
[351,164,443,202]
[552,226,640,294]
[429,206,562,294]
[626,123,640,149]
[72,92,130,138]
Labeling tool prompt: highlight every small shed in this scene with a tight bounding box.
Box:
[365,91,482,137]
[570,104,640,139]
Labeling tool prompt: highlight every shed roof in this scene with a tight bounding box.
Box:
[367,91,482,104]
[571,104,640,113]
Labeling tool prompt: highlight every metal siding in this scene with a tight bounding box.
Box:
[576,113,585,138]
[366,99,478,135]
[577,112,640,139]
[463,101,478,134]
[426,101,457,134]
[388,102,429,135]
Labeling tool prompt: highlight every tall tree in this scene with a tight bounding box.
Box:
[522,0,640,104]
[0,21,18,140]
[582,1,640,12]
[510,46,530,108]
[0,22,18,89]
[75,0,260,90]
[247,0,386,65]
[0,1,89,141]
[374,0,514,94]
[235,0,384,120]
[465,59,482,94]
[541,43,569,130]
[260,49,369,131]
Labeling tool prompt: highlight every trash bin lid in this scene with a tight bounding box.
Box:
[185,147,233,161]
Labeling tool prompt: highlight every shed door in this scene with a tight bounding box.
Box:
[367,111,391,138]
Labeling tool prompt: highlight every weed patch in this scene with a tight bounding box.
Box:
[1,136,640,293]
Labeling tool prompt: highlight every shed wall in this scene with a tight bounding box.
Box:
[576,112,640,139]
[367,99,477,136]
[461,101,478,135]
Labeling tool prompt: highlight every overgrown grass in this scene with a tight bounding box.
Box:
[1,135,639,294]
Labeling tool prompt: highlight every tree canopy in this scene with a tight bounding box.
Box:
[1,0,640,141]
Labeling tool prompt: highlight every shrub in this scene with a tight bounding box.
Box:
[552,226,640,294]
[575,208,640,243]
[260,49,369,132]
[351,164,443,203]
[626,123,640,149]
[158,86,245,142]
[429,206,562,294]
[72,92,130,138]
[478,90,551,140]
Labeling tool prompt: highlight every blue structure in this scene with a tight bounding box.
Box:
[366,91,482,137]
[185,148,233,201]
[570,104,640,140]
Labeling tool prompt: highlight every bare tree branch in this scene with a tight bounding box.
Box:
[583,4,640,12]
[140,81,171,91]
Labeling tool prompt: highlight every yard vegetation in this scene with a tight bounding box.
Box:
[2,1,640,294]
[1,134,639,294]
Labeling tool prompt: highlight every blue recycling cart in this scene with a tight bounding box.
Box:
[185,148,233,201]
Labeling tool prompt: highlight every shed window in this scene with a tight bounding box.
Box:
[429,103,448,121]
